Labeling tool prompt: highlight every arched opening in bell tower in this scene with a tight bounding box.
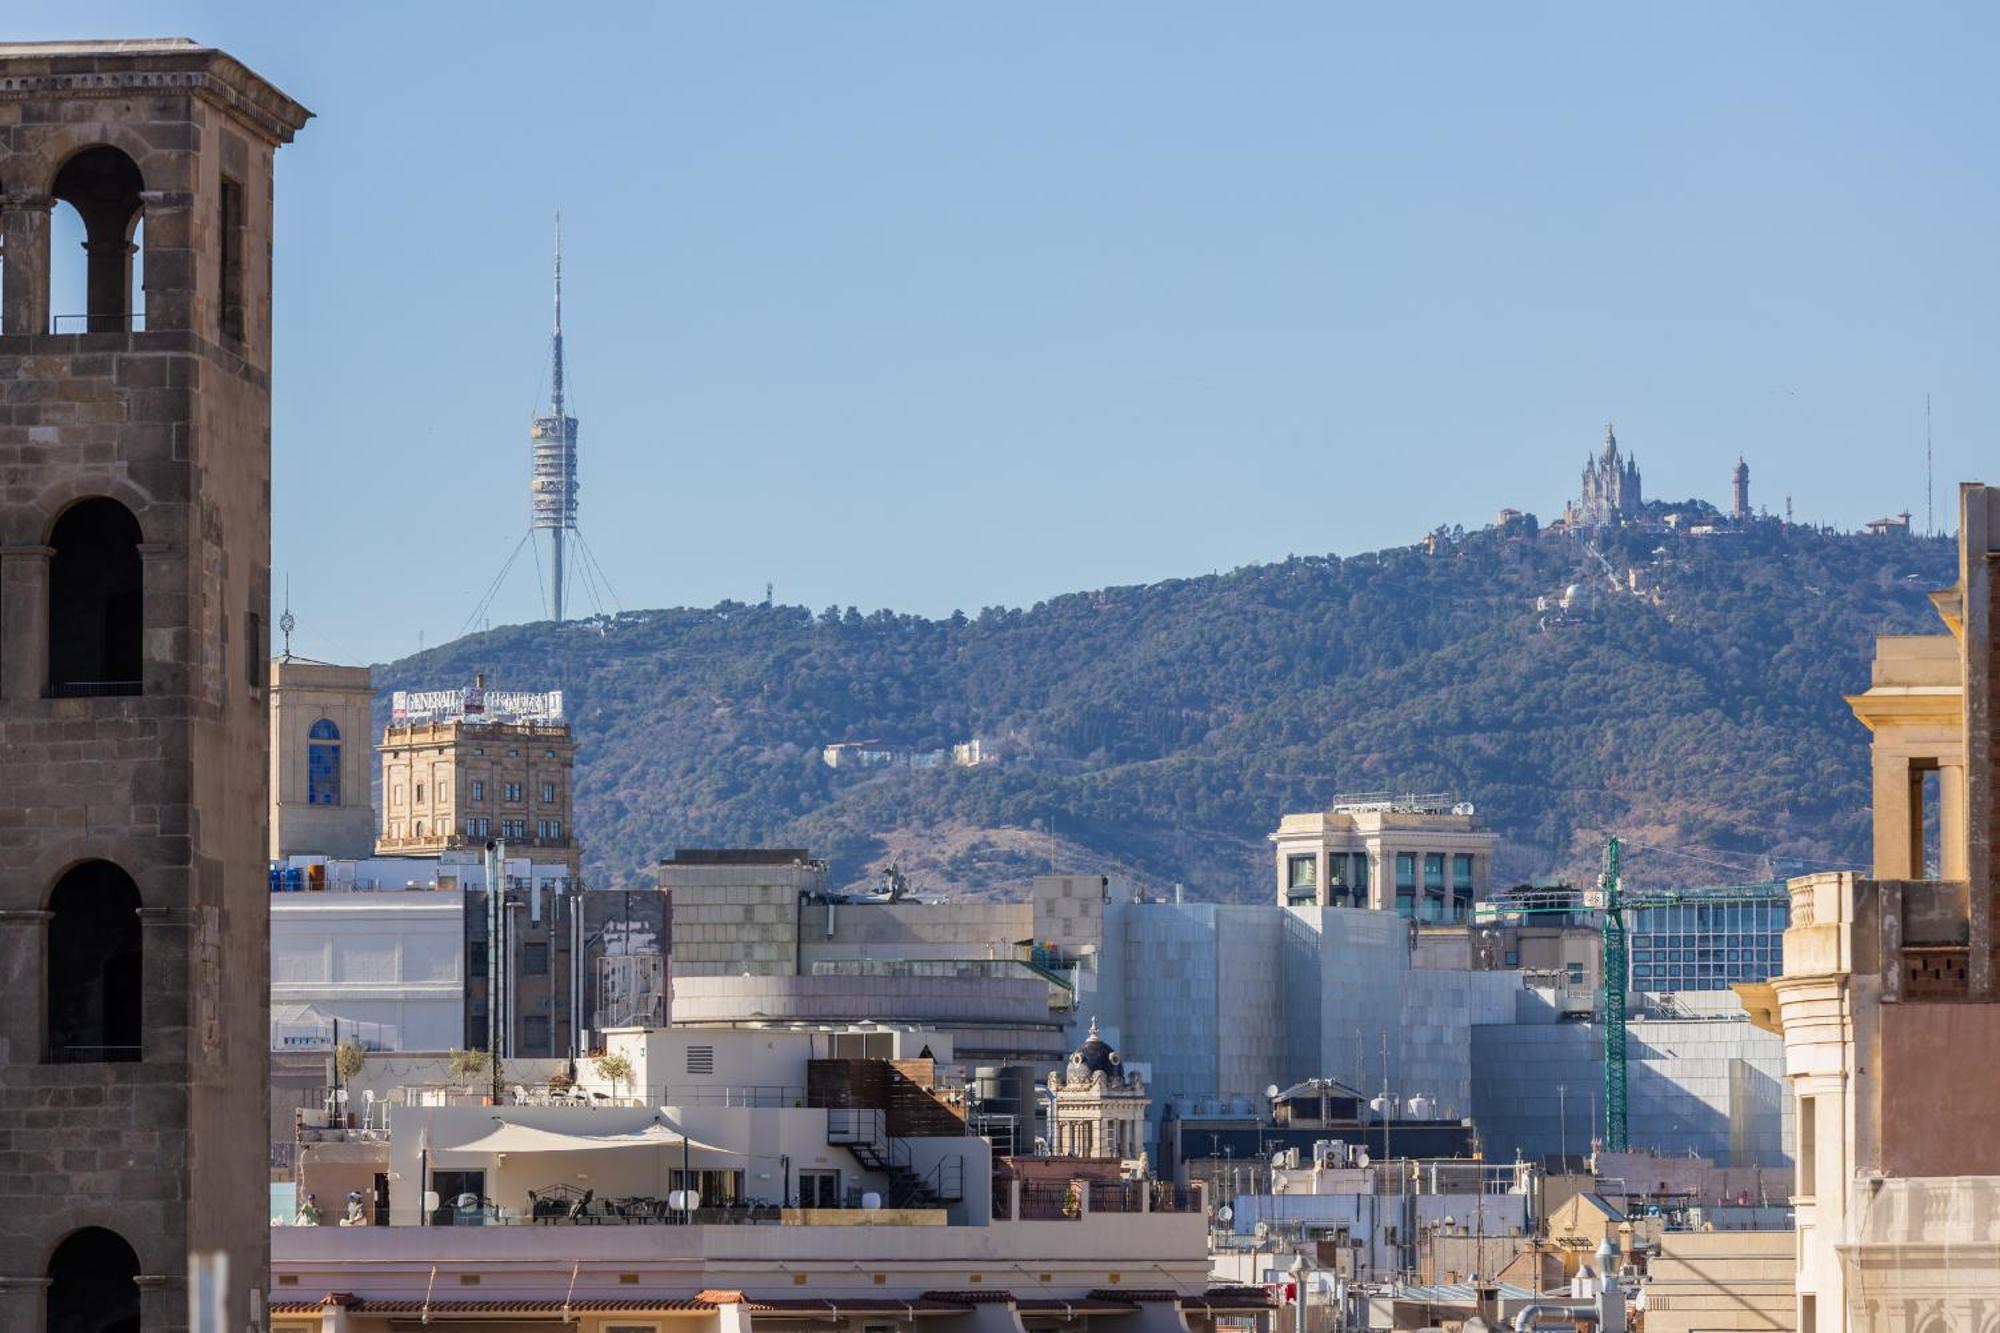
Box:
[46,1226,141,1333]
[47,497,144,698]
[50,144,145,333]
[46,860,143,1064]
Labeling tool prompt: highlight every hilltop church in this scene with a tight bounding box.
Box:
[1566,423,1644,527]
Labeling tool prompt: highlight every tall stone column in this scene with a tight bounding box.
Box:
[82,237,137,332]
[0,191,52,335]
[136,542,178,698]
[135,190,194,333]
[134,1273,177,1330]
[0,911,49,1063]
[1871,758,1918,880]
[1962,483,1995,996]
[0,546,52,700]
[0,1278,50,1332]
[1942,763,1969,883]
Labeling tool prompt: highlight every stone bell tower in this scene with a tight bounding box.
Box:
[0,41,309,1333]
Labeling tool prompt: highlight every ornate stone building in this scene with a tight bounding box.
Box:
[1569,424,1644,527]
[377,676,577,872]
[1047,1018,1151,1163]
[0,40,308,1332]
[1753,481,2000,1333]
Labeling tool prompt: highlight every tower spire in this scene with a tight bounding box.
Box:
[530,212,580,622]
[552,212,565,420]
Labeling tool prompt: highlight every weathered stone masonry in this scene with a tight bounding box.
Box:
[0,41,307,1333]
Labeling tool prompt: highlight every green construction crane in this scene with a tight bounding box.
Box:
[1475,845,1788,1156]
[1600,838,1628,1150]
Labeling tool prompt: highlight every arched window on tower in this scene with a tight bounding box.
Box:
[307,718,342,806]
[50,144,146,333]
[47,497,143,697]
[47,861,142,1063]
[47,1226,140,1333]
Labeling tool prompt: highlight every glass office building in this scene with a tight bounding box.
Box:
[1627,894,1789,991]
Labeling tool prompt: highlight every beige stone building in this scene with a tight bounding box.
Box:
[1644,1229,1794,1333]
[1758,482,2000,1333]
[269,657,375,859]
[1270,793,1497,920]
[377,676,577,870]
[0,40,308,1333]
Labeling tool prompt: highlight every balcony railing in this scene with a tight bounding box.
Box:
[48,678,142,698]
[430,1198,787,1227]
[50,312,148,334]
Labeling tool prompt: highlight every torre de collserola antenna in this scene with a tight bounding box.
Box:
[530,217,580,621]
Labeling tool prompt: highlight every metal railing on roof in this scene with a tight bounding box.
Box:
[1327,791,1462,815]
[50,311,147,334]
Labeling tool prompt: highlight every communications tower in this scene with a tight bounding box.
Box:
[530,218,579,621]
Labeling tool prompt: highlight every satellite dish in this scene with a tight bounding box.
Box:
[1265,1084,1281,1100]
[1254,1221,1272,1240]
[1217,1205,1234,1224]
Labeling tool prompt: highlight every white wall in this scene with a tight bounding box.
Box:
[386,1102,992,1225]
[272,897,465,1050]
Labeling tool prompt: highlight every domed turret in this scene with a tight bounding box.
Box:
[1067,1016,1121,1077]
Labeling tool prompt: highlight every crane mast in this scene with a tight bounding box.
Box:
[1601,838,1628,1151]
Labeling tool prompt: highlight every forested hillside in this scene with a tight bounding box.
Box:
[376,516,1955,900]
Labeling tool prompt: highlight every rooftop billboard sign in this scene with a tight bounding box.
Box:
[390,687,565,725]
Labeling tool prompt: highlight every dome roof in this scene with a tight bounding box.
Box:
[1068,1017,1121,1075]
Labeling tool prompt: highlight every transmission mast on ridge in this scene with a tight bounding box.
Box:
[1927,392,1935,537]
[530,215,580,621]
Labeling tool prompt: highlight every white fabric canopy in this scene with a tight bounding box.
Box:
[440,1120,740,1157]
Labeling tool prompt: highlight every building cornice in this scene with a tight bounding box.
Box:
[1845,685,1964,733]
[0,43,312,143]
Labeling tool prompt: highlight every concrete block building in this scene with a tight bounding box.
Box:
[665,856,1525,1135]
[0,40,308,1333]
[1469,991,1791,1168]
[271,892,465,1051]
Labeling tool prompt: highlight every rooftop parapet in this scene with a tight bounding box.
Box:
[1783,872,1991,999]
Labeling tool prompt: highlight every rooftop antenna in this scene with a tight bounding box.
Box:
[1926,393,1934,537]
[278,575,294,660]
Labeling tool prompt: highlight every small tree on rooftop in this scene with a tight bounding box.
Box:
[333,1040,366,1083]
[594,1052,634,1101]
[447,1048,488,1088]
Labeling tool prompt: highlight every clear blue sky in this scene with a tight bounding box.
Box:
[18,3,2000,664]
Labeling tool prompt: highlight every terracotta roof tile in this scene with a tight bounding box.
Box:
[745,1297,972,1315]
[271,1297,714,1315]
